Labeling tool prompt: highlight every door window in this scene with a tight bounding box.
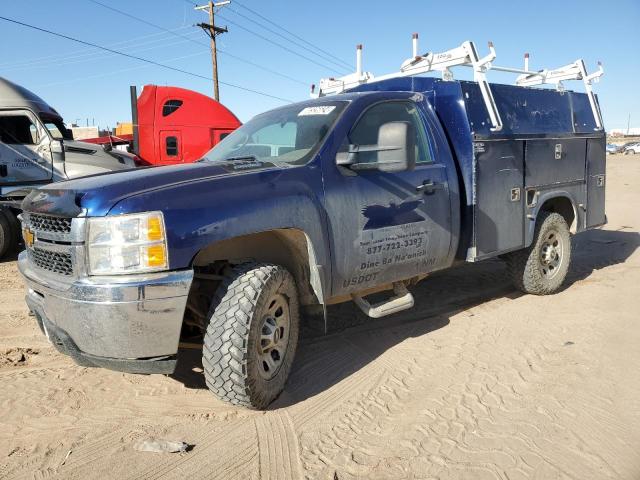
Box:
[0,115,38,144]
[0,112,53,184]
[159,130,182,163]
[165,136,178,156]
[347,101,433,164]
[162,99,183,117]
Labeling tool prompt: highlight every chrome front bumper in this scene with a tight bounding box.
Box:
[18,251,193,371]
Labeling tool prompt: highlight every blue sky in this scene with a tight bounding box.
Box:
[1,0,638,130]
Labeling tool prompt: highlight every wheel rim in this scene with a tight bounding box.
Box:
[539,229,563,279]
[257,294,290,380]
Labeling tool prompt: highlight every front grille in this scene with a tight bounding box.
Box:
[30,248,73,276]
[30,214,72,234]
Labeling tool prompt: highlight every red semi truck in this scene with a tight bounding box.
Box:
[85,85,241,165]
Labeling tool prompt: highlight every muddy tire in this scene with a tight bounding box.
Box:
[507,212,571,295]
[202,262,299,409]
[0,209,17,258]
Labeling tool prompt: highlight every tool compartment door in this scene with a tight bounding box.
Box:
[524,138,586,187]
[586,137,606,227]
[474,140,525,257]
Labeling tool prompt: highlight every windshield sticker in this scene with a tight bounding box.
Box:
[298,106,336,116]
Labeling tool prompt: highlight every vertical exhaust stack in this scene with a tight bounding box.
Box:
[129,85,139,156]
[524,52,530,72]
[412,33,419,58]
[356,44,363,78]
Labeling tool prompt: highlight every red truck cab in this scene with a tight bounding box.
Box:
[83,85,241,165]
[136,85,241,165]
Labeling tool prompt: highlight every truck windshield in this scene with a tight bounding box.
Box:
[203,101,347,166]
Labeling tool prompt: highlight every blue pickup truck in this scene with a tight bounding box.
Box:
[17,60,606,408]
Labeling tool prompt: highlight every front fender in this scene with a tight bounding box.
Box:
[108,166,331,294]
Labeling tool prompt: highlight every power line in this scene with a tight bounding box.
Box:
[0,26,194,68]
[87,0,307,86]
[88,0,206,49]
[225,5,353,71]
[0,15,293,103]
[183,0,345,74]
[4,31,204,72]
[217,48,307,86]
[233,0,353,70]
[215,12,348,75]
[33,51,209,89]
[185,0,351,72]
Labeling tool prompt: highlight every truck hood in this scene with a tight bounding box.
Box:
[64,140,136,170]
[21,159,286,217]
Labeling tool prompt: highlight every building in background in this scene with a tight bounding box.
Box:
[609,127,640,137]
[69,125,99,140]
[115,122,133,136]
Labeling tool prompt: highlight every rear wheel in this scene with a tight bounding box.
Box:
[202,262,299,409]
[507,212,571,295]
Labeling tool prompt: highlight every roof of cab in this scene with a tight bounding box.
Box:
[0,77,61,118]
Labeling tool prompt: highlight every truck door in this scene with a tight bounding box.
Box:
[0,110,53,186]
[159,130,183,163]
[321,100,452,297]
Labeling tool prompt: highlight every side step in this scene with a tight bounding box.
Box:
[352,282,414,318]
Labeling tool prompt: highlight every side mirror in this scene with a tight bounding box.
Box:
[376,121,416,172]
[336,121,415,172]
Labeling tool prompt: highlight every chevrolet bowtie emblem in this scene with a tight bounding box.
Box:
[22,227,34,248]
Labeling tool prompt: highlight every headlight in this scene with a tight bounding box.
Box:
[87,211,168,275]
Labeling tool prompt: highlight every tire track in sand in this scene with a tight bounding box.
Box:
[130,420,256,480]
[255,411,303,480]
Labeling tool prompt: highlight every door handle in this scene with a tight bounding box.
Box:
[416,180,441,194]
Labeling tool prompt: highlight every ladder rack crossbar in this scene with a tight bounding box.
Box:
[312,37,604,132]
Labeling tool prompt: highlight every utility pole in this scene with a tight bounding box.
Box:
[195,1,230,101]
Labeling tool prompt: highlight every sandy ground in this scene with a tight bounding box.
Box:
[1,154,639,480]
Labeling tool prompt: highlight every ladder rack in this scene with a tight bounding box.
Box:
[311,36,604,131]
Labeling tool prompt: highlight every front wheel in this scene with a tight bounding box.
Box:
[507,212,572,295]
[202,262,299,409]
